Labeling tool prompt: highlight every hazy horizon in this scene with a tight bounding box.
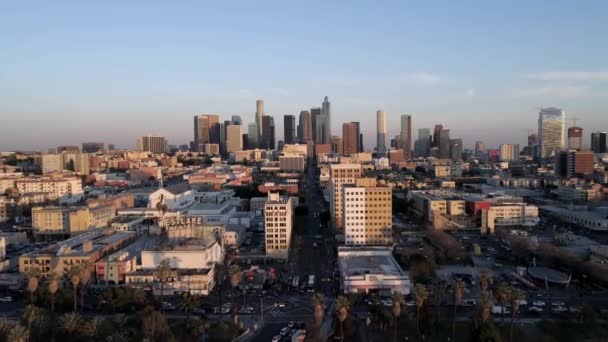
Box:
[2,1,608,151]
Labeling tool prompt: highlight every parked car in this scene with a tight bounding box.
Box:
[0,296,13,302]
[532,301,545,306]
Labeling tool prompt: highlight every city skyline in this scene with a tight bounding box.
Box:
[2,1,608,150]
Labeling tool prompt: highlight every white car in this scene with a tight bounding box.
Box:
[532,301,545,306]
[552,306,568,313]
[0,296,13,302]
[551,301,566,307]
[528,306,543,313]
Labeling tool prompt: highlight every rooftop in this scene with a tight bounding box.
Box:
[338,247,406,278]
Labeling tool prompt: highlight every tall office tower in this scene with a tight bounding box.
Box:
[433,124,444,147]
[283,115,296,144]
[330,136,343,155]
[359,133,364,152]
[555,150,594,178]
[261,116,275,150]
[194,114,220,152]
[342,122,359,156]
[439,129,451,159]
[376,110,387,156]
[231,115,242,126]
[538,107,565,159]
[415,128,431,157]
[298,111,312,142]
[568,126,583,150]
[220,120,232,154]
[322,96,332,144]
[475,141,485,157]
[329,164,362,230]
[311,107,323,144]
[591,131,607,153]
[264,192,293,260]
[449,138,463,161]
[226,125,243,153]
[247,123,258,148]
[499,144,520,162]
[255,99,264,142]
[139,135,167,153]
[81,142,104,153]
[400,114,412,160]
[343,178,393,246]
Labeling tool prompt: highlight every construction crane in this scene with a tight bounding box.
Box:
[567,117,581,127]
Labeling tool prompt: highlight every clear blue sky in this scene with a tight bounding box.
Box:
[1,0,608,151]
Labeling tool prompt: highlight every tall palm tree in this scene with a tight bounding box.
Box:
[477,291,493,325]
[478,269,493,293]
[69,265,82,312]
[47,272,60,314]
[22,304,39,332]
[391,291,405,342]
[214,262,226,310]
[312,292,326,335]
[157,258,172,309]
[83,316,107,341]
[335,296,350,342]
[79,260,93,311]
[452,279,465,342]
[8,324,29,342]
[509,288,525,342]
[413,284,429,337]
[25,268,39,305]
[59,312,82,336]
[495,282,510,325]
[228,264,241,325]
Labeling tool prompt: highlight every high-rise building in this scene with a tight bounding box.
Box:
[256,99,264,142]
[284,115,296,144]
[499,144,520,162]
[568,126,583,150]
[81,142,104,153]
[261,116,275,150]
[321,96,332,144]
[376,110,387,156]
[342,122,359,156]
[538,107,565,159]
[298,111,312,142]
[591,131,607,153]
[475,141,485,158]
[329,164,362,230]
[194,115,220,152]
[231,115,242,126]
[264,192,293,260]
[555,150,594,178]
[449,138,463,161]
[400,114,412,160]
[439,129,451,159]
[311,107,322,143]
[247,123,258,148]
[226,125,243,153]
[433,124,444,148]
[138,135,167,154]
[415,128,431,157]
[343,178,393,246]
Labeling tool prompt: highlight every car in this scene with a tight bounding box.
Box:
[552,306,568,313]
[272,335,282,342]
[381,300,392,307]
[0,296,13,302]
[406,300,416,307]
[461,299,477,307]
[280,327,289,336]
[532,301,545,306]
[528,306,543,313]
[277,302,287,308]
[551,301,566,307]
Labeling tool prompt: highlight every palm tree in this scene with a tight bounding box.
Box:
[452,279,465,342]
[59,312,82,336]
[156,258,172,310]
[26,268,39,305]
[47,272,60,314]
[0,320,13,338]
[83,316,107,341]
[495,282,510,325]
[478,269,493,293]
[79,260,93,311]
[69,265,81,312]
[312,292,326,338]
[214,262,226,310]
[413,284,429,337]
[391,291,405,342]
[509,288,525,342]
[8,324,29,342]
[335,296,350,342]
[228,264,241,325]
[477,291,494,325]
[22,304,39,332]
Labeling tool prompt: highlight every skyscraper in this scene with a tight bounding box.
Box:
[449,138,462,161]
[400,114,412,160]
[298,111,312,142]
[226,124,243,153]
[231,115,242,126]
[261,116,275,150]
[591,131,607,153]
[568,126,583,150]
[538,107,565,159]
[138,135,167,154]
[284,115,296,144]
[311,107,323,144]
[342,122,359,156]
[433,124,444,148]
[255,99,264,142]
[475,141,485,158]
[499,144,520,161]
[322,96,331,144]
[247,123,258,148]
[376,110,387,156]
[439,129,451,159]
[415,128,431,157]
[194,114,220,152]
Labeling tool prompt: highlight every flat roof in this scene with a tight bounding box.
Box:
[338,247,406,277]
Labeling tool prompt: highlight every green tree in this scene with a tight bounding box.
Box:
[140,306,171,342]
[83,317,107,341]
[157,258,172,309]
[478,269,493,293]
[47,272,60,314]
[391,291,405,342]
[228,264,242,325]
[311,293,326,340]
[21,305,39,333]
[335,296,350,342]
[509,288,525,342]
[8,324,29,342]
[69,265,81,312]
[79,260,93,311]
[214,262,226,310]
[59,312,82,337]
[452,279,466,342]
[496,282,510,325]
[413,284,429,337]
[177,293,198,321]
[26,268,39,305]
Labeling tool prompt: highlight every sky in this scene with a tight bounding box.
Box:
[1,0,608,151]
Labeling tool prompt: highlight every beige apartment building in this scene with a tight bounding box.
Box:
[15,176,83,202]
[32,205,116,237]
[329,164,362,231]
[264,192,293,259]
[343,178,393,246]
